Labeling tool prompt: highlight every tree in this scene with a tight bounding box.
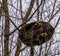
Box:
[0,0,60,56]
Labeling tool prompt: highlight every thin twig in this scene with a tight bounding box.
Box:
[54,17,60,29]
[48,0,56,22]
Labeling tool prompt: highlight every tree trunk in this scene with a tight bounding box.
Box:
[30,46,34,56]
[2,0,10,56]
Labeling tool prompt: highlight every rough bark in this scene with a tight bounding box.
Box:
[30,46,34,56]
[2,0,10,56]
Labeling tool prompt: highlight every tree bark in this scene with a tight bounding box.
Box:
[0,4,2,20]
[2,0,10,56]
[30,46,34,56]
[36,0,39,21]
